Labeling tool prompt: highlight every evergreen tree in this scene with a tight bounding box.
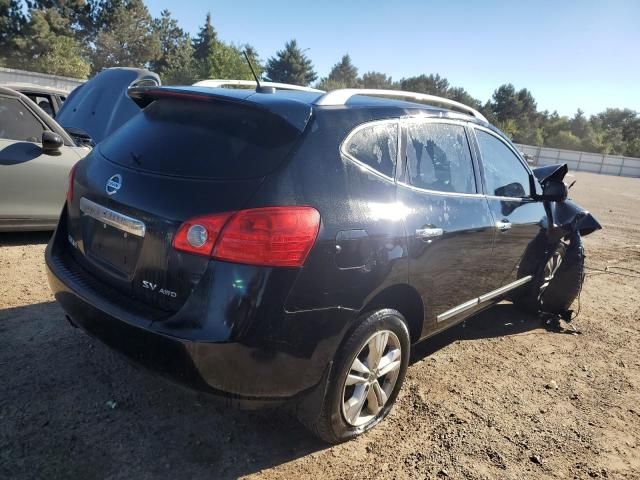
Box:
[12,7,91,78]
[151,9,195,84]
[0,0,26,63]
[192,12,217,61]
[25,0,97,43]
[205,42,260,81]
[400,74,449,96]
[317,54,359,89]
[361,71,395,89]
[91,0,160,73]
[447,87,481,109]
[265,39,316,86]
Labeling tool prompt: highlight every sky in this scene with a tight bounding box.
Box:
[145,0,640,116]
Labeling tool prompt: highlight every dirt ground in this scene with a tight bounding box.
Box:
[1,171,639,480]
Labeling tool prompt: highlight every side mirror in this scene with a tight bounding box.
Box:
[539,179,568,202]
[42,131,63,155]
[495,182,527,198]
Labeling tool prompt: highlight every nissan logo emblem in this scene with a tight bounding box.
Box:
[106,174,122,195]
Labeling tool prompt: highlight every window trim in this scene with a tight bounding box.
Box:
[0,94,49,144]
[398,117,483,198]
[471,125,535,201]
[340,118,401,183]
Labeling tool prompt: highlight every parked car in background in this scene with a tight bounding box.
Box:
[46,82,600,443]
[0,68,160,231]
[56,67,159,147]
[0,86,89,231]
[1,83,69,118]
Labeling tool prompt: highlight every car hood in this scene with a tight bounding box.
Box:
[56,68,160,145]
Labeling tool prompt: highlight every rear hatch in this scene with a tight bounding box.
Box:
[66,91,310,313]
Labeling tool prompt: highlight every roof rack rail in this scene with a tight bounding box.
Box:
[193,79,324,93]
[314,88,487,122]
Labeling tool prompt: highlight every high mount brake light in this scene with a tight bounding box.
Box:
[67,162,78,203]
[172,207,320,267]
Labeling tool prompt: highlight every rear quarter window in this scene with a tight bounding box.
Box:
[99,99,301,179]
[343,121,398,178]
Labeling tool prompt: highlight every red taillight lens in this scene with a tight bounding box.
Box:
[173,206,320,267]
[214,207,320,267]
[66,162,78,203]
[172,212,234,257]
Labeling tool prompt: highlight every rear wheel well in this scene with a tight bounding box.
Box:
[361,284,424,343]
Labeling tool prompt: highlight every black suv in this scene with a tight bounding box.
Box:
[46,84,600,443]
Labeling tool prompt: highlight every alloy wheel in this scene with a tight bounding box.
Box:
[539,250,563,300]
[341,330,402,427]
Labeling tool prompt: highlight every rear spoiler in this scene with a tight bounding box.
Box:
[127,86,313,132]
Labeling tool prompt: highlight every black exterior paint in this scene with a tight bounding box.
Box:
[46,87,601,404]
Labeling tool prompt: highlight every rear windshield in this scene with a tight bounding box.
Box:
[99,99,301,179]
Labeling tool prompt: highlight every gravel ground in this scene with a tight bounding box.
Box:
[1,171,639,479]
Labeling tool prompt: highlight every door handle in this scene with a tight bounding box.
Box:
[416,227,443,239]
[496,220,512,232]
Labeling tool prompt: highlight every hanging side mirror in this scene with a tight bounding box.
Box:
[539,179,568,202]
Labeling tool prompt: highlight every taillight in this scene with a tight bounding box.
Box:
[173,206,320,267]
[66,162,78,203]
[172,212,234,257]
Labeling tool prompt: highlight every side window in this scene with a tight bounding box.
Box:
[475,130,530,198]
[406,122,476,194]
[27,94,55,117]
[0,97,45,142]
[344,122,398,178]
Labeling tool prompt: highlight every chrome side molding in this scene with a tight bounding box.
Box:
[79,197,146,238]
[478,275,532,303]
[436,275,533,322]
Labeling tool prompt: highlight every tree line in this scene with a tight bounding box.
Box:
[1,0,638,157]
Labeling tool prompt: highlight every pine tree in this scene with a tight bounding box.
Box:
[12,7,91,78]
[91,0,160,73]
[0,0,26,62]
[192,12,217,61]
[265,39,316,86]
[25,0,97,43]
[361,71,395,89]
[151,9,195,83]
[400,74,449,96]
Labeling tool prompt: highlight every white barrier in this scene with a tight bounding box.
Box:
[0,67,84,93]
[515,143,640,178]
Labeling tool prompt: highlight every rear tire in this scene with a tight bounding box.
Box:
[297,309,410,444]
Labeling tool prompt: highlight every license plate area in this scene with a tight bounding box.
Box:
[80,198,145,276]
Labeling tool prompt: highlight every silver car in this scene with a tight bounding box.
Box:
[0,86,89,231]
[0,68,161,231]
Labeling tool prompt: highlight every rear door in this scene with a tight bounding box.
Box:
[0,94,82,226]
[398,119,495,332]
[471,127,547,288]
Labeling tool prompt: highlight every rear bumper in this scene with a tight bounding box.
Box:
[45,223,354,405]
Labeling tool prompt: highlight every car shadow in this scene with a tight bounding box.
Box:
[410,303,572,364]
[0,230,52,246]
[0,300,564,479]
[0,141,43,165]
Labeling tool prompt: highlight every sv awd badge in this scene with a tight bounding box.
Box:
[142,280,177,298]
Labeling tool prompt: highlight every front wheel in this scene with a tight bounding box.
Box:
[514,234,585,314]
[297,309,410,444]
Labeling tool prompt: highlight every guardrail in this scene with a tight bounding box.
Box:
[0,67,84,92]
[515,143,640,178]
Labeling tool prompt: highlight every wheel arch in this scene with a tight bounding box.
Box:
[360,283,424,343]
